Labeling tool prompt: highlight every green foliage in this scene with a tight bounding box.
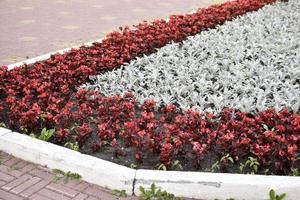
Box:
[210,154,234,172]
[112,189,127,197]
[269,189,286,200]
[157,163,167,171]
[64,142,80,151]
[40,113,46,121]
[262,124,275,131]
[172,160,183,171]
[239,157,260,174]
[38,128,55,141]
[20,126,28,134]
[290,168,299,176]
[130,163,138,169]
[210,161,220,173]
[139,183,182,200]
[0,122,6,128]
[52,169,81,183]
[264,168,270,175]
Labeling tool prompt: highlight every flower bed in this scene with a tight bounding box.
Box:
[1,0,299,176]
[83,0,299,113]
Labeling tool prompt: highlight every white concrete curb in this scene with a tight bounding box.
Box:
[135,169,300,200]
[2,2,299,198]
[0,131,299,199]
[0,127,11,136]
[0,132,135,194]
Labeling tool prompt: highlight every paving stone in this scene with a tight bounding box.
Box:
[72,193,89,200]
[20,164,36,174]
[0,152,12,163]
[20,179,51,198]
[0,165,23,177]
[46,182,79,197]
[30,193,52,200]
[0,180,6,187]
[84,186,118,199]
[12,160,30,169]
[73,181,90,192]
[29,168,54,180]
[0,171,15,182]
[0,189,23,200]
[3,157,22,167]
[85,196,99,200]
[37,188,71,200]
[11,176,41,194]
[0,0,212,66]
[61,180,81,188]
[2,174,32,191]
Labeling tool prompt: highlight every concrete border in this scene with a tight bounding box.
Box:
[0,131,299,199]
[135,169,300,200]
[2,2,300,198]
[0,131,135,194]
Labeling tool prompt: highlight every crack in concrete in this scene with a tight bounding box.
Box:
[135,179,221,188]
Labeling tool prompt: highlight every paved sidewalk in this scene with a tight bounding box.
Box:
[0,0,220,65]
[0,151,137,200]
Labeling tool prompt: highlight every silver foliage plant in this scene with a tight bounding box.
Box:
[81,0,300,113]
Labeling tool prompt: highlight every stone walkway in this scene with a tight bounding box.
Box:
[0,0,221,65]
[0,151,137,200]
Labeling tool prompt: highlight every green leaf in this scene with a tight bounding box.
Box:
[39,128,55,141]
[278,193,286,200]
[151,183,156,193]
[245,160,251,166]
[52,175,62,183]
[112,189,127,197]
[0,122,7,128]
[139,186,146,194]
[228,157,234,163]
[52,169,65,175]
[262,124,269,131]
[157,163,167,171]
[253,165,258,173]
[269,189,276,200]
[239,162,245,172]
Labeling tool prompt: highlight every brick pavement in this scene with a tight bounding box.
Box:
[0,151,137,200]
[0,0,225,65]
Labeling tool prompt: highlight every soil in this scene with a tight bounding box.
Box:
[79,131,300,175]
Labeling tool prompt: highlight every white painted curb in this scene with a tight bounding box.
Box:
[0,132,135,194]
[2,2,299,198]
[0,131,299,199]
[0,127,11,136]
[135,169,300,200]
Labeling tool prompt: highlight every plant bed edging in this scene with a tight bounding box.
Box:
[0,127,11,136]
[135,170,300,200]
[0,131,135,194]
[0,131,299,199]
